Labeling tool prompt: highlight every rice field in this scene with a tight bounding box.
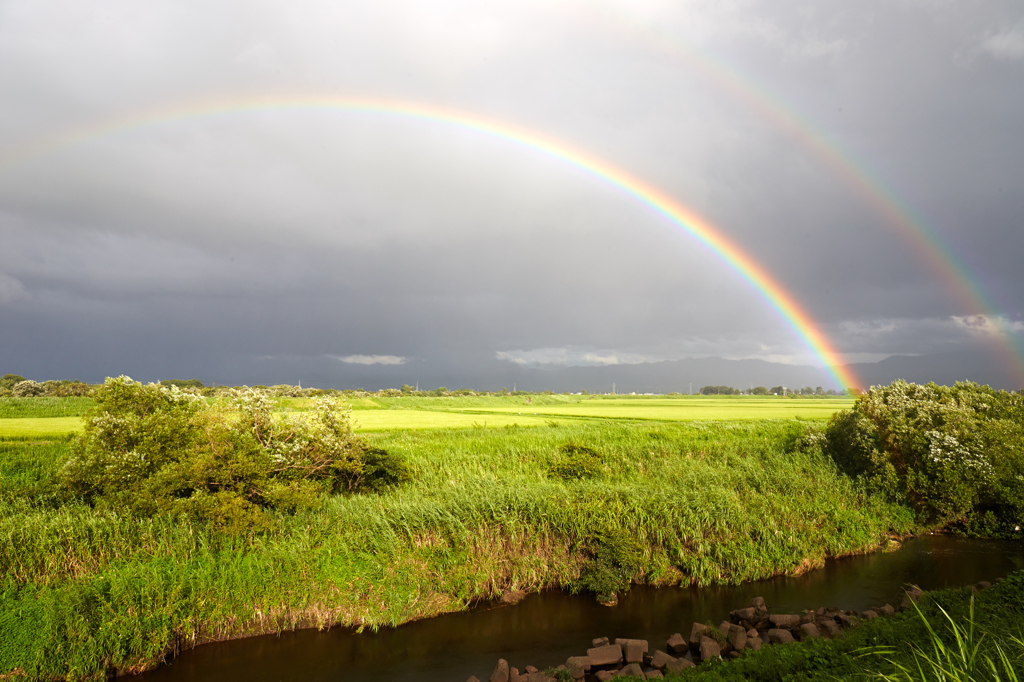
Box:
[0,394,853,439]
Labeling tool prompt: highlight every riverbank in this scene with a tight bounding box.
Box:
[1,420,912,680]
[474,564,1022,681]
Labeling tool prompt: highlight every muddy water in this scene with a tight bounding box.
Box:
[133,535,1024,682]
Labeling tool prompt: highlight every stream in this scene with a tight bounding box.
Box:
[132,535,1024,682]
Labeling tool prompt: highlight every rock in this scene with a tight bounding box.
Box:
[599,593,619,606]
[500,590,527,604]
[817,620,840,638]
[525,673,555,682]
[468,677,481,682]
[566,657,591,679]
[593,637,610,647]
[646,672,664,679]
[815,607,826,617]
[797,623,819,640]
[699,636,721,660]
[510,667,523,682]
[746,636,763,651]
[901,585,925,610]
[525,666,538,674]
[878,604,895,617]
[665,658,695,673]
[750,596,766,611]
[977,581,992,590]
[587,644,624,667]
[725,624,746,651]
[719,620,732,635]
[649,651,677,669]
[595,672,614,682]
[767,629,795,644]
[862,610,878,620]
[769,614,801,629]
[666,633,687,655]
[615,639,649,663]
[746,629,758,638]
[614,663,644,678]
[731,607,757,623]
[728,651,741,659]
[834,612,856,628]
[689,623,711,648]
[490,659,510,682]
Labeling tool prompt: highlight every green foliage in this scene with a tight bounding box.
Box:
[548,442,604,481]
[701,385,740,395]
[0,374,25,390]
[159,378,204,389]
[58,376,407,532]
[577,529,647,600]
[0,397,95,419]
[823,380,1024,531]
[0,418,912,679]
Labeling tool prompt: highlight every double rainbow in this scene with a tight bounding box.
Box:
[0,95,861,388]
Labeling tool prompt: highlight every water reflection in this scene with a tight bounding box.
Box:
[134,536,1024,682]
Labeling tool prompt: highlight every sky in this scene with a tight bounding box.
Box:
[1,0,1022,390]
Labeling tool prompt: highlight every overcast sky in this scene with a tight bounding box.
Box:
[1,0,1022,388]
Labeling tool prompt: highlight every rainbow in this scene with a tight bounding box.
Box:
[576,1,1024,385]
[0,95,861,388]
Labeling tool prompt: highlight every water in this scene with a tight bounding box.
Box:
[133,535,1024,682]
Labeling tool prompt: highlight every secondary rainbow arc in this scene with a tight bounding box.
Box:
[577,1,1024,385]
[0,94,861,388]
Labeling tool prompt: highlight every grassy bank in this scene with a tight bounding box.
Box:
[0,417,911,680]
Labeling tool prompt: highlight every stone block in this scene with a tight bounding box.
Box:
[614,663,644,678]
[769,614,801,629]
[817,620,840,638]
[977,581,992,590]
[566,656,591,679]
[689,622,711,647]
[797,623,819,640]
[665,658,695,673]
[615,639,649,663]
[649,650,677,669]
[587,644,623,667]
[645,672,664,679]
[595,672,614,682]
[767,629,795,644]
[878,604,895,617]
[699,636,721,660]
[746,636,762,651]
[728,624,747,651]
[750,596,766,611]
[666,632,687,655]
[593,637,610,647]
[509,668,522,682]
[862,610,878,620]
[901,585,925,610]
[500,590,526,604]
[468,677,481,682]
[490,659,510,682]
[731,607,757,623]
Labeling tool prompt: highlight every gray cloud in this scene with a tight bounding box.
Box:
[1,0,1022,387]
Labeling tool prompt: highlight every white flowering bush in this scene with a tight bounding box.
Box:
[824,380,1024,533]
[60,376,410,533]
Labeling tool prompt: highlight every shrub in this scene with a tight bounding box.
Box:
[59,376,409,533]
[823,380,1024,532]
[548,442,603,481]
[11,380,43,397]
[577,529,647,601]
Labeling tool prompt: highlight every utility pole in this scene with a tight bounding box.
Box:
[612,382,615,395]
[689,382,692,395]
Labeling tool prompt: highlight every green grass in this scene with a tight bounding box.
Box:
[0,397,95,419]
[0,415,912,680]
[0,418,84,441]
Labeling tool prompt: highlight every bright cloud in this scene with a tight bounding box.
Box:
[331,355,408,366]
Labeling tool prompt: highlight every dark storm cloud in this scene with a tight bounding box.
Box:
[1,0,1022,386]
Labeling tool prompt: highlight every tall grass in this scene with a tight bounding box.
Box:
[0,420,912,679]
[0,397,95,419]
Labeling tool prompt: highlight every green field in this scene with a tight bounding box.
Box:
[0,394,853,438]
[1,391,911,680]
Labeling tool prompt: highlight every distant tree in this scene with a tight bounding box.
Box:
[12,380,43,397]
[0,374,25,390]
[161,379,204,389]
[752,386,769,395]
[700,385,739,395]
[400,384,415,394]
[769,386,784,395]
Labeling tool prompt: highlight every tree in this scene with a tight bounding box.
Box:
[0,374,25,390]
[12,380,43,397]
[752,386,769,395]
